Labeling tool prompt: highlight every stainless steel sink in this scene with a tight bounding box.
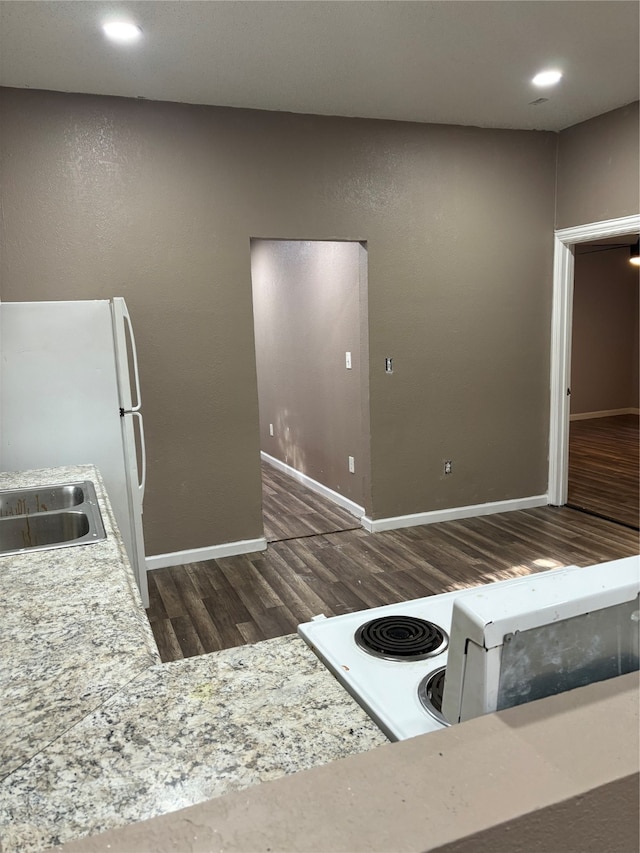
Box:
[0,483,85,516]
[0,480,106,556]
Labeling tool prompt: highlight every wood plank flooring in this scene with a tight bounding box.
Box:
[568,414,639,529]
[147,463,640,662]
[261,461,359,542]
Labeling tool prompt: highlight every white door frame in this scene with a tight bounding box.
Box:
[548,213,640,505]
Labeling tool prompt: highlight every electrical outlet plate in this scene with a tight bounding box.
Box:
[345,351,352,369]
[269,424,274,436]
[348,455,355,473]
[444,460,452,475]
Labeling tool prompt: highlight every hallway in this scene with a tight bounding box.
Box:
[260,461,360,543]
[568,414,639,529]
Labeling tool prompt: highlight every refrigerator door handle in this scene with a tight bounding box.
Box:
[132,410,147,499]
[121,302,142,413]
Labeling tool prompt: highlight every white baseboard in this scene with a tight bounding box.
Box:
[146,537,267,572]
[570,407,639,421]
[361,494,548,534]
[261,452,365,519]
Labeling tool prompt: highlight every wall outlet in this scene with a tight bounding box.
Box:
[345,351,352,369]
[269,423,274,436]
[348,455,355,474]
[385,357,393,373]
[444,460,452,475]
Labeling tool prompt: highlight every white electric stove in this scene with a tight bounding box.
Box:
[298,556,640,741]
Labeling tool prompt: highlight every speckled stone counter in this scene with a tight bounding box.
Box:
[2,635,387,852]
[0,464,160,779]
[0,466,387,852]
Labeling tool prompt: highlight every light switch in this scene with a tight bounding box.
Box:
[345,351,352,369]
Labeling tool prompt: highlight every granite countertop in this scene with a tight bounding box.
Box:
[0,464,160,779]
[0,466,387,852]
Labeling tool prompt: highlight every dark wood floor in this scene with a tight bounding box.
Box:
[261,461,359,542]
[147,461,640,662]
[568,414,639,529]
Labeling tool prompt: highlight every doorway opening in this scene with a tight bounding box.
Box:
[548,213,640,528]
[566,238,639,528]
[250,239,371,544]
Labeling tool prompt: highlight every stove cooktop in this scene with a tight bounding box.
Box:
[299,558,640,740]
[298,589,464,741]
[298,556,640,740]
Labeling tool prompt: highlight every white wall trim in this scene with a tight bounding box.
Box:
[261,452,365,519]
[146,537,267,571]
[570,407,639,421]
[361,494,548,534]
[548,213,640,506]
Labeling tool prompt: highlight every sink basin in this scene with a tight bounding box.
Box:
[0,481,106,556]
[0,484,85,517]
[0,511,91,551]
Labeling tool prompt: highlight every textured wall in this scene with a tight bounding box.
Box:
[556,101,640,229]
[571,247,640,414]
[0,87,559,555]
[251,240,369,507]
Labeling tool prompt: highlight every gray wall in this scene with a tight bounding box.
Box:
[571,247,640,414]
[556,101,640,229]
[1,89,633,556]
[252,240,369,508]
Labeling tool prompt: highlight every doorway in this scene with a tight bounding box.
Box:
[250,239,371,543]
[566,239,639,528]
[548,213,640,525]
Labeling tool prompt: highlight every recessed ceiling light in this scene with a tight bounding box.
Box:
[532,69,563,87]
[102,20,143,44]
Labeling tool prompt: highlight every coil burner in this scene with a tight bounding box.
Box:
[418,666,450,726]
[354,615,448,661]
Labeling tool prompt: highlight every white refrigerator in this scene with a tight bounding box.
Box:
[0,299,149,607]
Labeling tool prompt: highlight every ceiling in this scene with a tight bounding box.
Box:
[0,1,638,132]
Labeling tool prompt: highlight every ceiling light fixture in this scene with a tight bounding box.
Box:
[532,69,563,87]
[102,20,142,44]
[630,239,640,267]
